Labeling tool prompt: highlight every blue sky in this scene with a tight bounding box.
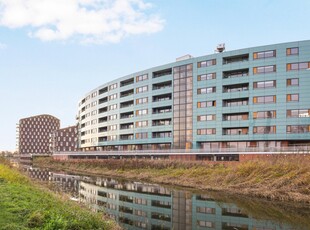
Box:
[0,0,309,151]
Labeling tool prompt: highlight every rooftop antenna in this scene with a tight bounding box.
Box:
[215,43,225,53]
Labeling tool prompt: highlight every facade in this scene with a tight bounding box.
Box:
[50,125,78,152]
[77,40,310,151]
[18,114,60,154]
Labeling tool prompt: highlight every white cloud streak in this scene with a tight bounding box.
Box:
[0,0,164,43]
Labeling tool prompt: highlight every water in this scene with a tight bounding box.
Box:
[21,165,310,230]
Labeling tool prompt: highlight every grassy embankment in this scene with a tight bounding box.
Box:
[0,157,120,230]
[35,155,310,203]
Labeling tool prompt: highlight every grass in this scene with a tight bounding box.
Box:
[0,157,120,230]
[34,155,310,203]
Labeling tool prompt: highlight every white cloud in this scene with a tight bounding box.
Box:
[0,0,164,43]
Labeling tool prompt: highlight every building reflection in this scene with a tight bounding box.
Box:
[23,166,298,230]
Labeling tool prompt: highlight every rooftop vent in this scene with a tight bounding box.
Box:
[215,43,225,53]
[176,54,193,62]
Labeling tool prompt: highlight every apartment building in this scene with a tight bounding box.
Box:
[18,114,60,154]
[50,125,78,152]
[77,40,310,151]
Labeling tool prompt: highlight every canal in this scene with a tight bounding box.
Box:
[20,164,310,230]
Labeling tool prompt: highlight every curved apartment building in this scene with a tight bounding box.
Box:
[77,40,310,151]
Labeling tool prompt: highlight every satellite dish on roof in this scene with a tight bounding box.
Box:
[215,43,225,53]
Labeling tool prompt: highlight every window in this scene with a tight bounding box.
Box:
[136,109,148,116]
[253,95,276,104]
[136,97,148,104]
[287,94,299,102]
[197,87,216,94]
[108,104,117,110]
[253,80,276,89]
[108,125,117,131]
[107,135,117,141]
[136,85,148,93]
[197,59,216,68]
[287,109,310,118]
[196,207,215,214]
[109,83,117,90]
[287,78,299,86]
[223,98,248,107]
[287,125,310,133]
[253,126,276,134]
[253,65,276,74]
[197,128,216,135]
[223,113,248,121]
[223,127,248,135]
[108,114,117,120]
[198,73,216,81]
[152,132,171,138]
[197,100,216,108]
[286,47,299,56]
[253,50,276,59]
[197,114,216,121]
[253,111,276,119]
[287,62,310,71]
[136,121,148,127]
[109,93,117,100]
[136,132,148,139]
[136,74,148,82]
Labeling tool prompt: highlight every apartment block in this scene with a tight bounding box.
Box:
[18,114,60,154]
[77,40,310,151]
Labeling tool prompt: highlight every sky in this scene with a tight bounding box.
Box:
[0,0,310,151]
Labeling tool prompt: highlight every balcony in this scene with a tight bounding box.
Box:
[223,83,249,93]
[152,106,172,114]
[120,123,134,130]
[120,77,134,87]
[120,111,134,119]
[223,98,249,107]
[120,100,134,108]
[152,81,172,90]
[223,69,249,79]
[99,87,108,95]
[153,93,172,102]
[120,89,134,98]
[223,54,249,65]
[153,68,172,78]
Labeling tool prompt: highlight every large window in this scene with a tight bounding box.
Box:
[136,74,148,82]
[287,109,310,118]
[253,50,276,59]
[198,100,216,108]
[253,65,276,74]
[287,94,299,102]
[136,97,148,104]
[287,125,310,133]
[253,95,276,104]
[109,93,117,100]
[197,128,216,135]
[253,80,276,89]
[287,78,299,86]
[286,47,299,56]
[136,109,148,116]
[287,62,310,71]
[198,73,216,81]
[253,110,276,119]
[136,120,148,127]
[223,113,248,121]
[253,126,276,134]
[223,98,248,107]
[223,127,248,135]
[197,87,216,94]
[135,132,148,139]
[136,86,148,93]
[197,59,216,68]
[197,114,216,121]
[109,83,117,90]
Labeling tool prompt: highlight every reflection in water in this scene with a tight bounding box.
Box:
[23,166,309,230]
